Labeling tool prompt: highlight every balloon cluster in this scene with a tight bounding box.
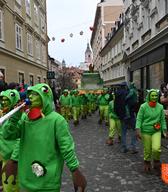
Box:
[51,26,94,43]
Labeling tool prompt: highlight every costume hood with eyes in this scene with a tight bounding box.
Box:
[136,89,167,135]
[0,89,20,161]
[145,89,159,102]
[0,89,20,110]
[3,83,79,191]
[27,83,54,117]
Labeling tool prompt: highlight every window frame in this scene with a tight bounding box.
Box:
[18,72,25,84]
[34,3,39,25]
[15,24,22,50]
[29,74,34,86]
[27,33,33,56]
[25,0,31,16]
[35,39,41,60]
[0,9,4,41]
[37,76,41,83]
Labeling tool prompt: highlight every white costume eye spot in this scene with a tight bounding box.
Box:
[10,92,15,97]
[41,86,49,93]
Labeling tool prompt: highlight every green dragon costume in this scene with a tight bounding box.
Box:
[3,84,80,191]
[136,89,167,173]
[0,89,20,192]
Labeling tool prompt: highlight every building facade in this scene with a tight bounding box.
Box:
[0,0,48,85]
[48,56,62,92]
[123,0,168,90]
[99,15,126,86]
[90,0,123,77]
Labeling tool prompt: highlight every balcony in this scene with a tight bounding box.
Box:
[124,17,130,26]
[150,7,158,18]
[130,4,139,16]
[129,32,133,39]
[140,0,149,8]
[0,0,7,7]
[137,22,143,30]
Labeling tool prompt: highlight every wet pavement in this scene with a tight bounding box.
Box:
[61,111,168,192]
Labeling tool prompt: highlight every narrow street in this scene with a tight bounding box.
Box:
[61,111,168,192]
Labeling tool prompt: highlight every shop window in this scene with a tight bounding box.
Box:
[133,69,141,89]
[149,62,164,89]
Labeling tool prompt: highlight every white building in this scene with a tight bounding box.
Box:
[90,0,123,77]
[99,13,126,86]
[123,0,168,89]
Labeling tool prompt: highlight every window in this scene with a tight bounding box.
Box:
[15,24,22,50]
[29,75,34,85]
[25,0,31,16]
[35,39,40,59]
[16,0,22,5]
[166,0,168,14]
[0,69,5,80]
[40,13,45,32]
[34,3,39,25]
[0,10,3,40]
[43,77,46,83]
[149,62,164,89]
[37,76,41,83]
[18,72,24,84]
[133,69,141,89]
[27,33,33,56]
[42,44,46,63]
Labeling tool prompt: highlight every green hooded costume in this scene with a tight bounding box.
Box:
[136,89,167,165]
[0,89,20,192]
[3,84,79,192]
[136,89,166,135]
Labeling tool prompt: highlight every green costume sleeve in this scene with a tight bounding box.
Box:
[55,118,79,172]
[136,105,144,129]
[161,107,167,132]
[10,139,20,161]
[3,111,23,140]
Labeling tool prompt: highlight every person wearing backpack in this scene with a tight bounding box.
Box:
[114,82,138,154]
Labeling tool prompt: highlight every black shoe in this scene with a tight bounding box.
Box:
[131,149,138,154]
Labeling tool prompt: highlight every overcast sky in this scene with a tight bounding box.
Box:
[46,0,100,67]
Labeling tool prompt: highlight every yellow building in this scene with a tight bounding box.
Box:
[0,0,48,85]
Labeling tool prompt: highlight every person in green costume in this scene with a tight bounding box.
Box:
[97,88,110,126]
[3,83,86,192]
[136,89,167,174]
[59,89,71,121]
[71,89,81,125]
[0,89,21,192]
[106,93,121,145]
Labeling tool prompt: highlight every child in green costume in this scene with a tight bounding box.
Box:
[0,89,21,192]
[3,83,86,192]
[136,89,167,174]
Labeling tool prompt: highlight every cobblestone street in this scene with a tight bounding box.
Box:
[61,111,168,192]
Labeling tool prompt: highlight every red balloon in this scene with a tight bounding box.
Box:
[61,38,65,43]
[89,26,94,31]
